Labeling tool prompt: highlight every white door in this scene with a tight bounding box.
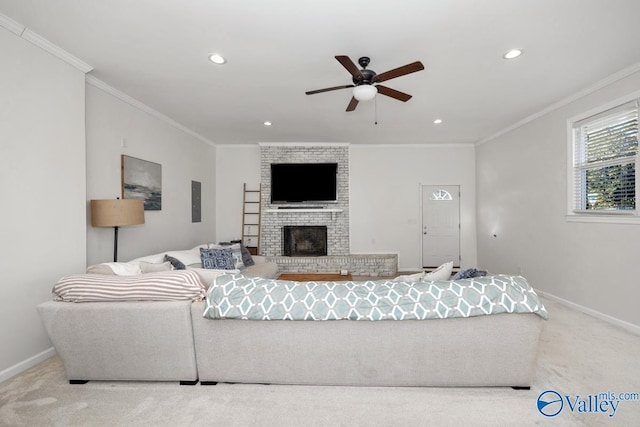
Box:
[422,185,460,268]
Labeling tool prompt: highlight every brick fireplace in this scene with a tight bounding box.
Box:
[259,143,349,257]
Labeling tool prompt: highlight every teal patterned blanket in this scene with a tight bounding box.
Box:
[202,274,548,321]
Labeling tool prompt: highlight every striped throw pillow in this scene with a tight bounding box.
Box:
[52,271,206,302]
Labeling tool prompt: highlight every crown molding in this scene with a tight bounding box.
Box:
[21,29,93,73]
[220,142,474,149]
[351,143,475,149]
[216,144,261,149]
[258,142,350,147]
[1,12,93,73]
[477,61,640,146]
[86,75,216,147]
[0,12,25,35]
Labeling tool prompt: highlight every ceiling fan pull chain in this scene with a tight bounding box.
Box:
[374,96,378,125]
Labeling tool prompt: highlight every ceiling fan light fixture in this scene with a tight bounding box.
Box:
[352,84,377,101]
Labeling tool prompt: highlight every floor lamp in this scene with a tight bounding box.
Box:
[90,199,145,262]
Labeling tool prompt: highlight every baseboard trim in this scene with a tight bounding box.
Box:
[536,290,640,336]
[0,347,56,384]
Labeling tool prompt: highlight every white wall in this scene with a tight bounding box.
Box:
[86,84,217,265]
[0,28,86,377]
[215,145,261,243]
[476,69,640,328]
[215,144,477,271]
[350,145,477,271]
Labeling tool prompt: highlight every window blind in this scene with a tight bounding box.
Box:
[572,100,638,213]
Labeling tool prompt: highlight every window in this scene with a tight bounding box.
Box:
[429,189,453,201]
[569,99,638,221]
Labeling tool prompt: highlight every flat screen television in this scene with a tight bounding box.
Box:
[271,163,338,204]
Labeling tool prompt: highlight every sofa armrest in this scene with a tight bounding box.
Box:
[38,300,198,382]
[252,255,267,264]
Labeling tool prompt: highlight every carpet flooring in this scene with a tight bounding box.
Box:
[1,297,639,426]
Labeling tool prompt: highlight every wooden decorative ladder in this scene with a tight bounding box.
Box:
[241,183,261,255]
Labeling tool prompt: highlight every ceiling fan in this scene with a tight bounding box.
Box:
[305,56,425,112]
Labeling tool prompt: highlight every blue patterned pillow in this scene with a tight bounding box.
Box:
[200,247,235,270]
[452,268,487,280]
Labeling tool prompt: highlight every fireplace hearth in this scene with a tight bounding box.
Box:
[282,226,327,256]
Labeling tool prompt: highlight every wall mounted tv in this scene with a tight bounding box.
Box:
[271,163,338,204]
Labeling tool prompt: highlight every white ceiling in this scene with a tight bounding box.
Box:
[2,0,640,145]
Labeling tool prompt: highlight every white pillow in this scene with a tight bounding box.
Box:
[165,248,202,266]
[129,247,205,267]
[140,261,173,274]
[422,261,454,281]
[393,271,424,282]
[128,253,165,265]
[86,262,142,276]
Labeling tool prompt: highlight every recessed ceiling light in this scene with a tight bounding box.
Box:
[433,119,443,124]
[208,53,226,64]
[503,49,523,60]
[263,121,272,126]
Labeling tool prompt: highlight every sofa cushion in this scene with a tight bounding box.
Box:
[243,261,279,279]
[52,271,206,302]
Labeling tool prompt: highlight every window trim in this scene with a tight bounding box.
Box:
[566,91,640,224]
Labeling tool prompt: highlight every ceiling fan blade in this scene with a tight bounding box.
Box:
[305,84,354,95]
[346,97,359,112]
[373,61,424,83]
[376,85,413,102]
[335,55,364,80]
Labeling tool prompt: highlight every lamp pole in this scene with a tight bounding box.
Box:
[113,225,119,262]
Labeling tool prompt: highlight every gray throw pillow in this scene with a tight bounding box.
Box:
[232,240,255,267]
[164,254,186,270]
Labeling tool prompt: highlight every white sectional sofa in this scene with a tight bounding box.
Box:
[38,246,545,388]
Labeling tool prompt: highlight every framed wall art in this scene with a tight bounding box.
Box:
[121,155,162,210]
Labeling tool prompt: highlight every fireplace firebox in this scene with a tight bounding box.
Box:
[282,226,327,256]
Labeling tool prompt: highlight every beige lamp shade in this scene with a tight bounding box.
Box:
[90,199,145,227]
